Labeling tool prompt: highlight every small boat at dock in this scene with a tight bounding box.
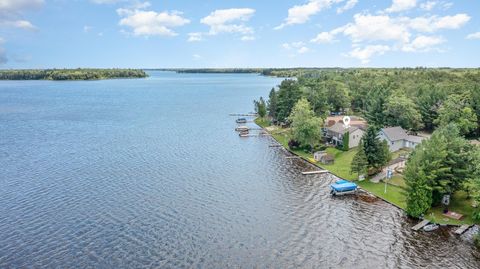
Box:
[236,118,247,123]
[423,224,439,232]
[235,126,249,132]
[330,180,358,196]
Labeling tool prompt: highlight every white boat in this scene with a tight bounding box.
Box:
[423,224,439,232]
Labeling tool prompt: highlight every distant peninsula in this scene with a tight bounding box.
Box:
[0,68,148,80]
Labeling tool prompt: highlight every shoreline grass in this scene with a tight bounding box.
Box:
[255,117,478,226]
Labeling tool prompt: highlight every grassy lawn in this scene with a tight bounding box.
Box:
[358,180,407,209]
[254,117,271,128]
[426,191,477,225]
[388,175,407,188]
[322,147,358,180]
[257,120,479,225]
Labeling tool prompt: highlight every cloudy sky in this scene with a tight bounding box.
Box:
[0,0,479,68]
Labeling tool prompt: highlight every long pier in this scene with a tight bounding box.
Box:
[412,219,430,231]
[301,170,329,175]
[229,113,257,117]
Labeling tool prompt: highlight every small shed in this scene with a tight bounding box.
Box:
[314,151,335,164]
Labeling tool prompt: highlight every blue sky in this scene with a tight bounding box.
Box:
[0,0,479,68]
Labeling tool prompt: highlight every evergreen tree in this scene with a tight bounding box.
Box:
[254,97,267,118]
[276,80,303,122]
[362,126,391,171]
[342,131,350,151]
[351,142,368,176]
[267,88,278,120]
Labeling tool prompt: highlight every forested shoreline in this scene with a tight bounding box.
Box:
[263,68,480,136]
[0,69,148,80]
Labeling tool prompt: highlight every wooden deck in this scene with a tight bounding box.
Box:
[454,224,471,235]
[301,170,329,175]
[412,219,430,231]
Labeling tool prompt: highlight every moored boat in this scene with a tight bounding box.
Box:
[423,224,439,232]
[330,180,358,196]
[236,118,247,123]
[235,126,249,132]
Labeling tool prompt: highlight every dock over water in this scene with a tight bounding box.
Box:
[301,170,329,175]
[454,224,471,235]
[412,219,430,231]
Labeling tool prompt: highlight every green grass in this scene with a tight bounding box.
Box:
[358,180,407,209]
[262,124,479,225]
[322,148,358,180]
[388,175,407,188]
[426,191,477,225]
[254,117,271,128]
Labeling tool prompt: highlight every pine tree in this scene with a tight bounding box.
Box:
[351,142,368,176]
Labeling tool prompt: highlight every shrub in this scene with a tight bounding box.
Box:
[288,139,301,149]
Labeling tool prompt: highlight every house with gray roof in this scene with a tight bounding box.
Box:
[325,122,365,149]
[378,126,425,152]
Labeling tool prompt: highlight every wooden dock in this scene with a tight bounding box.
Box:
[412,219,430,231]
[229,113,257,117]
[454,224,471,235]
[301,170,329,175]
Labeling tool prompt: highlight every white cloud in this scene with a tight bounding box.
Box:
[83,25,93,33]
[117,5,190,37]
[298,46,310,54]
[311,31,335,43]
[408,14,470,32]
[0,0,43,31]
[420,1,437,11]
[0,0,43,11]
[341,14,411,43]
[346,45,390,64]
[187,32,203,42]
[282,41,310,54]
[466,32,480,40]
[193,54,202,60]
[241,35,255,41]
[275,0,341,29]
[337,0,358,14]
[0,20,36,30]
[385,0,417,13]
[190,8,256,41]
[402,35,445,52]
[200,8,255,35]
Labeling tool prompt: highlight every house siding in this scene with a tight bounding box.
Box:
[349,129,364,148]
[378,131,404,152]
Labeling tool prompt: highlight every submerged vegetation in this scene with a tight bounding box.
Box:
[0,68,148,80]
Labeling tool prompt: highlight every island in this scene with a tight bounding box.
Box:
[0,68,148,80]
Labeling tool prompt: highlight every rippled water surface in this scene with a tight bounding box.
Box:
[1,71,479,268]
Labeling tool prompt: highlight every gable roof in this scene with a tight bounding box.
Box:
[327,122,359,135]
[381,126,408,141]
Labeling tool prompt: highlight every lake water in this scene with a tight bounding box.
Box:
[1,71,479,268]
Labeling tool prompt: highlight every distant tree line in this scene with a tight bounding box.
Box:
[0,69,148,80]
[262,68,480,137]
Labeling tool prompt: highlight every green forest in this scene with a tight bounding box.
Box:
[255,68,480,229]
[0,69,148,80]
[265,68,480,137]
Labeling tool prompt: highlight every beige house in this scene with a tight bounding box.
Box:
[325,122,365,149]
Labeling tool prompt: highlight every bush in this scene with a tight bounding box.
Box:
[288,139,301,149]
